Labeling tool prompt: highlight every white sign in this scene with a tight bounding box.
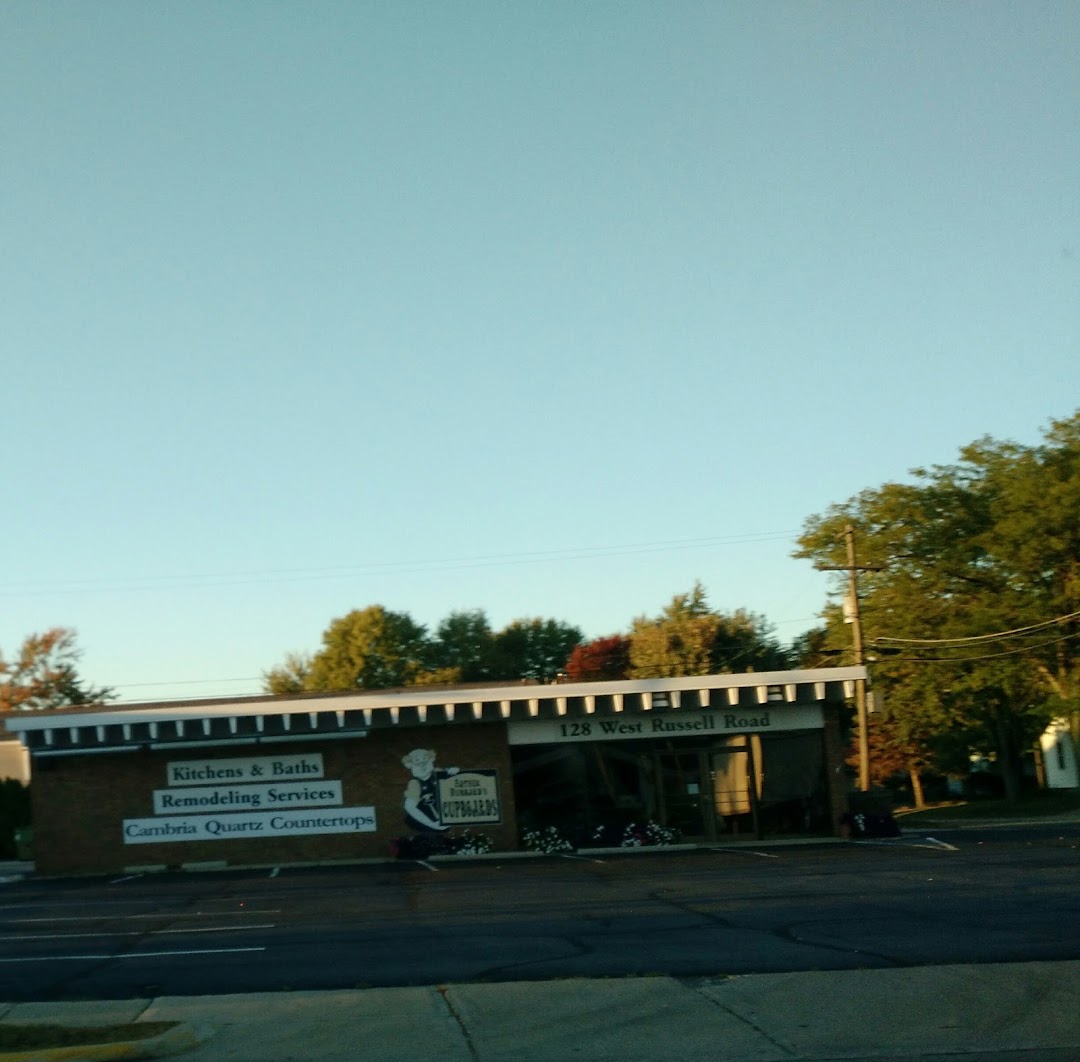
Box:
[508,705,823,746]
[152,780,343,815]
[436,770,501,825]
[166,754,324,786]
[123,806,376,844]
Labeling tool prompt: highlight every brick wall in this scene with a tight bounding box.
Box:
[31,723,517,875]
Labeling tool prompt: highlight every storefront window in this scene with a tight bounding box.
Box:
[512,730,830,845]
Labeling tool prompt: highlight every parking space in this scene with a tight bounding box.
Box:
[0,828,1077,1001]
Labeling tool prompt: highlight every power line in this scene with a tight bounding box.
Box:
[876,629,1080,664]
[871,608,1080,647]
[0,530,801,599]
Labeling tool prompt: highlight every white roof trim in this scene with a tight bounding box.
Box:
[3,667,866,736]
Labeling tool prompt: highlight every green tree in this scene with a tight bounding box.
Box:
[0,628,113,711]
[406,666,464,687]
[847,712,936,808]
[788,625,834,669]
[711,609,789,672]
[791,604,948,803]
[795,412,1080,801]
[262,651,313,696]
[490,618,583,683]
[629,584,719,677]
[628,583,788,678]
[303,606,429,691]
[426,610,495,681]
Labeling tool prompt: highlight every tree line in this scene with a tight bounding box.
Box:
[261,584,788,694]
[795,411,1080,803]
[5,410,1079,807]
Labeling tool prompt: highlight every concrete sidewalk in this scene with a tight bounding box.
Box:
[2,962,1078,1061]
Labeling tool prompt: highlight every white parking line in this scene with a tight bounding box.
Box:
[269,867,281,878]
[10,909,281,923]
[0,925,275,941]
[109,874,144,884]
[560,853,606,864]
[0,947,266,963]
[0,900,161,910]
[855,837,959,851]
[923,836,959,850]
[416,860,439,871]
[711,849,779,859]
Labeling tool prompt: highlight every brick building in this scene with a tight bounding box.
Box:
[3,666,864,875]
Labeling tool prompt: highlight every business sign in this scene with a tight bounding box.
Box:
[152,780,343,815]
[166,754,324,786]
[507,705,824,746]
[124,753,357,845]
[435,769,501,825]
[123,806,376,844]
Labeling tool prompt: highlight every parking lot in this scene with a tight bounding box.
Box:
[1,824,1078,1001]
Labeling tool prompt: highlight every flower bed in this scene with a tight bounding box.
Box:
[590,820,679,848]
[391,830,494,859]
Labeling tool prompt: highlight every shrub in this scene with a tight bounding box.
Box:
[451,830,493,855]
[390,830,495,859]
[590,819,678,847]
[521,825,574,854]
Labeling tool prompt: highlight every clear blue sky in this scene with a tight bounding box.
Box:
[4,2,1077,702]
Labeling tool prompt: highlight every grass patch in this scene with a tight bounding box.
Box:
[897,790,1080,826]
[0,1020,177,1050]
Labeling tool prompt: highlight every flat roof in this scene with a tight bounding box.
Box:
[4,666,866,756]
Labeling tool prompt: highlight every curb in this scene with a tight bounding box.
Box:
[897,815,1080,831]
[17,837,857,881]
[0,1021,211,1062]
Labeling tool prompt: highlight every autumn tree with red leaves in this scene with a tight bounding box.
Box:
[564,635,632,682]
[0,628,113,711]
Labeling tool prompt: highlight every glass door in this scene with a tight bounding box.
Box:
[710,736,762,839]
[654,750,708,841]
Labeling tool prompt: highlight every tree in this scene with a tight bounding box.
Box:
[304,606,429,691]
[629,584,719,677]
[628,582,789,678]
[263,652,313,696]
[788,625,835,669]
[489,618,583,683]
[564,635,632,683]
[846,712,936,809]
[795,411,1080,801]
[0,628,113,711]
[406,666,464,687]
[791,603,948,802]
[711,609,789,672]
[426,610,495,681]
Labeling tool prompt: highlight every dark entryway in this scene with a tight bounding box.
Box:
[653,739,761,841]
[512,729,829,845]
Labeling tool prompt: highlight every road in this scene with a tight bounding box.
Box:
[1,823,1077,1001]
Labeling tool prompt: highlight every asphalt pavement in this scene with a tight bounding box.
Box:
[2,818,1080,1061]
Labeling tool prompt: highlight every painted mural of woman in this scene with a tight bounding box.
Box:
[401,748,458,833]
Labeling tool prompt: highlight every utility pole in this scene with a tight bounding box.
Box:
[845,525,870,792]
[817,524,881,792]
